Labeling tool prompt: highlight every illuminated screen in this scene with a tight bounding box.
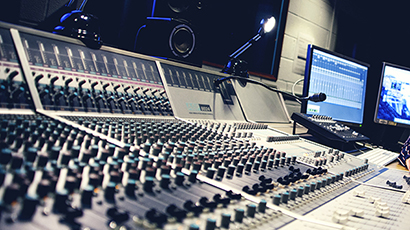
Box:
[374,62,410,128]
[302,45,369,126]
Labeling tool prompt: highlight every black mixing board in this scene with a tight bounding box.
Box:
[291,112,370,143]
[0,21,409,230]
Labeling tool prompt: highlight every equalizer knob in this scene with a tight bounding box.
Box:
[145,208,167,227]
[106,207,130,223]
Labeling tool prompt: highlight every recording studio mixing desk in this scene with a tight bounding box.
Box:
[0,21,409,230]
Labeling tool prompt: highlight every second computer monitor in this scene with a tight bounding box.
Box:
[374,62,410,128]
[301,45,370,126]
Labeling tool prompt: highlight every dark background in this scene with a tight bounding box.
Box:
[0,0,409,150]
[0,0,287,78]
[334,0,410,150]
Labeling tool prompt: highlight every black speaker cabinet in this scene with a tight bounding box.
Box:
[151,0,203,22]
[135,0,205,67]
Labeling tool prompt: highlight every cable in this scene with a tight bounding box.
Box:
[214,76,326,102]
[292,77,304,104]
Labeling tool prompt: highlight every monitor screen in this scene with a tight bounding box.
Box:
[301,45,369,126]
[374,62,410,128]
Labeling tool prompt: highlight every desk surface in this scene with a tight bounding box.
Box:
[386,160,407,171]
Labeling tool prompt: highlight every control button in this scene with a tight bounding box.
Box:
[0,148,12,165]
[351,209,364,217]
[145,208,168,227]
[353,190,365,197]
[166,204,187,221]
[247,203,256,218]
[290,189,297,200]
[175,172,185,185]
[304,184,310,194]
[258,199,267,213]
[19,194,39,219]
[105,182,117,200]
[189,224,200,230]
[332,210,349,224]
[160,174,170,189]
[53,189,69,213]
[106,207,130,223]
[297,186,304,197]
[81,185,94,205]
[205,218,216,230]
[234,208,245,223]
[282,191,289,204]
[183,200,203,215]
[189,170,198,183]
[273,194,281,205]
[221,213,231,228]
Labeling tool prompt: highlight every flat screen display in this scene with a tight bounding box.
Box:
[374,62,410,128]
[302,45,369,126]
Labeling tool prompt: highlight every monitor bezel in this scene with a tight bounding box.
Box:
[301,44,370,127]
[374,62,410,129]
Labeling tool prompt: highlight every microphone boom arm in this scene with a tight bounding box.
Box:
[214,76,326,102]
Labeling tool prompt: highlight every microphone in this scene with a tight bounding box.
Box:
[306,93,327,102]
[213,76,326,103]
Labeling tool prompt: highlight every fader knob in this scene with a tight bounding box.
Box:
[205,218,216,230]
[189,224,200,230]
[104,182,116,200]
[234,208,244,223]
[0,168,5,187]
[3,183,20,205]
[0,148,12,165]
[53,189,69,213]
[19,194,39,219]
[304,184,310,194]
[221,213,231,228]
[273,194,281,205]
[290,189,297,200]
[175,172,185,185]
[247,203,256,217]
[125,180,136,197]
[297,186,304,197]
[189,170,198,183]
[282,192,289,204]
[144,176,155,192]
[81,185,94,206]
[258,199,267,213]
[160,174,170,189]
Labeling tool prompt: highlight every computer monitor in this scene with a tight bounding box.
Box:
[301,45,369,126]
[374,62,410,128]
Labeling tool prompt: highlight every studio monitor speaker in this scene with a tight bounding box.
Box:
[135,0,205,67]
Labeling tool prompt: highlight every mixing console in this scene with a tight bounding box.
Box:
[291,112,369,143]
[0,21,408,230]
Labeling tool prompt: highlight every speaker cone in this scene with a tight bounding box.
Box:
[168,0,190,13]
[169,24,195,58]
